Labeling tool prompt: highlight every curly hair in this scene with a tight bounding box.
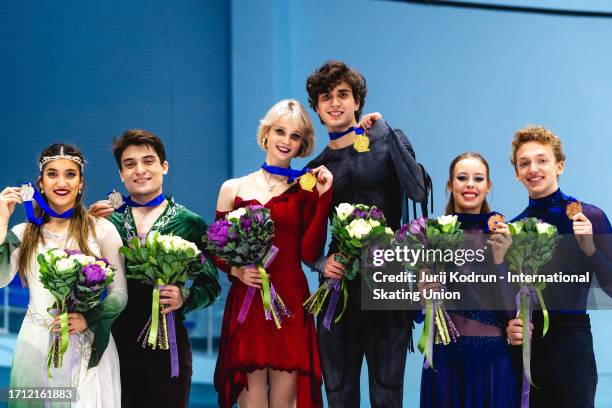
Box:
[306,60,367,123]
[510,125,565,167]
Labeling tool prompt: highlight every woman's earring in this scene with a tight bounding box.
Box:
[40,188,44,194]
[78,189,82,195]
[261,137,268,148]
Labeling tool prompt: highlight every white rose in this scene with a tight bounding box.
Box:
[146,232,159,245]
[385,227,394,236]
[71,254,96,266]
[347,219,372,240]
[368,220,381,228]
[51,249,67,259]
[44,249,67,263]
[336,203,355,221]
[536,222,553,235]
[437,215,458,226]
[509,221,524,235]
[158,235,175,252]
[56,258,76,272]
[227,207,246,221]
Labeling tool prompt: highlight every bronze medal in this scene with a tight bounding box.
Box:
[487,214,506,232]
[566,201,582,219]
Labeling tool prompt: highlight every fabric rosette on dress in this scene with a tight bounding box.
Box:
[505,217,560,408]
[203,205,291,328]
[119,232,205,377]
[304,203,394,330]
[37,248,115,378]
[394,215,464,369]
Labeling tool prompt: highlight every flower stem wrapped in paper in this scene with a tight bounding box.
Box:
[119,232,204,377]
[395,215,464,369]
[304,203,394,330]
[37,249,115,377]
[203,205,291,329]
[505,217,560,407]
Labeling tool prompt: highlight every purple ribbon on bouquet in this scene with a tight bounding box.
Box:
[323,279,341,331]
[167,311,179,377]
[237,245,279,324]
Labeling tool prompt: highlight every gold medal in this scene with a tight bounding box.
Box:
[299,172,317,192]
[353,133,370,153]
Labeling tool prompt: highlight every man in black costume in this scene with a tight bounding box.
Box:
[306,60,430,407]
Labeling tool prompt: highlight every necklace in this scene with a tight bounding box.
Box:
[260,170,284,192]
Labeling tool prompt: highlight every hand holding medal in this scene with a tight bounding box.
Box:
[567,201,595,256]
[87,190,123,218]
[307,165,333,196]
[0,186,23,222]
[485,213,513,265]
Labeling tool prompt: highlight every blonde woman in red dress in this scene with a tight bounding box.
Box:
[214,99,333,408]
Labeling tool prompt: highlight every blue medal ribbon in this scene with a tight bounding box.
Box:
[260,162,309,183]
[328,126,363,141]
[112,192,166,214]
[21,183,74,225]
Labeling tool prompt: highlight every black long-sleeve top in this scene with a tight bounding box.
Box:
[511,189,612,314]
[307,119,429,259]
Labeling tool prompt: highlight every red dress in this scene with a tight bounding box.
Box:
[214,184,332,407]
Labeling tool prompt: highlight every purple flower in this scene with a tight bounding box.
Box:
[409,217,427,235]
[352,208,367,219]
[83,263,107,284]
[240,216,253,232]
[207,220,232,247]
[395,223,410,242]
[253,210,264,224]
[369,207,383,220]
[64,249,82,256]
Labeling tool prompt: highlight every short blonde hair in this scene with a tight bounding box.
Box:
[510,125,565,167]
[257,99,315,157]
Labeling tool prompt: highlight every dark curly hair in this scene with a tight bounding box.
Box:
[306,60,367,123]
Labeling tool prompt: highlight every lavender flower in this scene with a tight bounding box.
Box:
[64,249,82,256]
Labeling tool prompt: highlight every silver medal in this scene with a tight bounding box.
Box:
[20,183,34,202]
[108,190,124,209]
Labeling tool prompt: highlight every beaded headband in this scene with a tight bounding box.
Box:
[39,147,84,171]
